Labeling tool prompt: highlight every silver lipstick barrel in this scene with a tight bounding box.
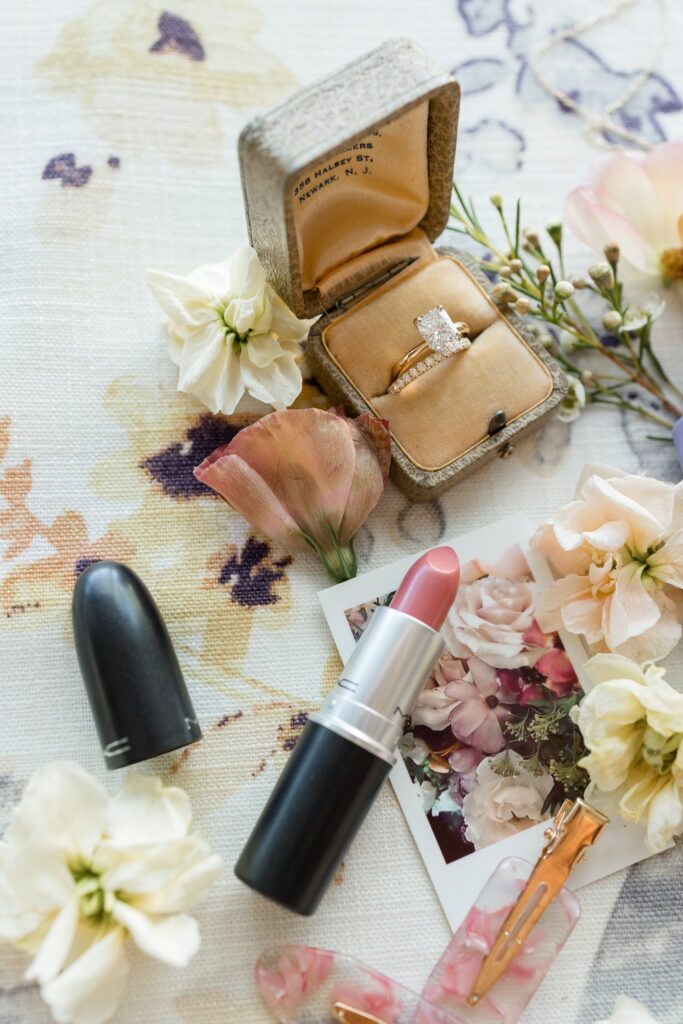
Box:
[309,605,444,764]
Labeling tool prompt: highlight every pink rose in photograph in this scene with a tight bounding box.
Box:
[446,657,516,754]
[443,560,538,669]
[462,752,554,849]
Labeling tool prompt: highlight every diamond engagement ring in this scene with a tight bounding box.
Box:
[387,307,470,395]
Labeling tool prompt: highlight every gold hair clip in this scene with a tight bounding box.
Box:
[467,798,609,1007]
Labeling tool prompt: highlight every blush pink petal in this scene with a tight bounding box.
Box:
[644,142,683,243]
[338,413,391,544]
[594,153,660,239]
[222,409,357,540]
[450,702,505,754]
[194,453,306,549]
[564,187,651,273]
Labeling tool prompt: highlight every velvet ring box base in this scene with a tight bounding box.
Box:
[239,38,567,500]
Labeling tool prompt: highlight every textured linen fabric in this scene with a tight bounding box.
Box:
[1,2,683,1023]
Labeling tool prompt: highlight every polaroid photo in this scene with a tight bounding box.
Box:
[319,513,657,931]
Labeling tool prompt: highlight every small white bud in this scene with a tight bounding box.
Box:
[554,280,574,300]
[602,310,622,332]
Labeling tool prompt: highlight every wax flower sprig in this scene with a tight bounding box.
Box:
[448,186,683,434]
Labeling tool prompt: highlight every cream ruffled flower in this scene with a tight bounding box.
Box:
[0,763,221,1024]
[594,996,660,1024]
[576,654,683,853]
[565,143,683,282]
[147,246,318,414]
[533,464,683,663]
[461,751,553,849]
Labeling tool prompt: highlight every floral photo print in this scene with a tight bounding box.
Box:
[319,515,658,930]
[345,545,587,865]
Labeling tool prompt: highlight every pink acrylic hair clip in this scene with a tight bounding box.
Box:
[256,800,607,1024]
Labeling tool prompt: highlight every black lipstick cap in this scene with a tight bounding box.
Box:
[72,560,201,769]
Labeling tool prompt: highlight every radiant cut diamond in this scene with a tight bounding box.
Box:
[414,306,469,355]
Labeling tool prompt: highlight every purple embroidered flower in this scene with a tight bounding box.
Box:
[149,12,205,61]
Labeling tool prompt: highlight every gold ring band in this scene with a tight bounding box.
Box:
[387,309,471,395]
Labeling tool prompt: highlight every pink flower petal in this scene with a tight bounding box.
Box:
[224,410,357,540]
[338,414,391,545]
[564,186,652,275]
[193,453,306,548]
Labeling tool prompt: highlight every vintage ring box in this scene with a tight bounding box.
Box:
[239,38,567,500]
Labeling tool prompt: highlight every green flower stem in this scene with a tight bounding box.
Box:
[300,526,358,582]
[592,395,674,429]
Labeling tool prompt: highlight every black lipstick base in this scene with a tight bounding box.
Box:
[235,720,391,915]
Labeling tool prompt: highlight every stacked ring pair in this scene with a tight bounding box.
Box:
[387,306,470,395]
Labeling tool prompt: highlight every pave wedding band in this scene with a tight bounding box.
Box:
[387,307,470,395]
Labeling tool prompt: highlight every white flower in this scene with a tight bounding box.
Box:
[576,654,683,853]
[0,763,221,1024]
[557,375,587,423]
[414,779,437,814]
[398,732,430,765]
[461,751,553,849]
[147,246,318,414]
[594,995,661,1024]
[619,294,665,333]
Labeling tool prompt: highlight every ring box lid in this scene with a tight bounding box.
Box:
[239,38,460,319]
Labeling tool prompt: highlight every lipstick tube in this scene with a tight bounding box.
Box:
[235,547,459,915]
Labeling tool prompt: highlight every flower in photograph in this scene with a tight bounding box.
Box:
[412,652,467,730]
[0,763,221,1024]
[565,143,683,282]
[594,996,661,1024]
[447,658,517,755]
[461,751,553,849]
[534,647,579,697]
[575,654,683,853]
[444,564,538,670]
[194,408,391,581]
[398,733,431,766]
[147,246,319,414]
[533,464,683,662]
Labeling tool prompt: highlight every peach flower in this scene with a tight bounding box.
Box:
[533,464,683,662]
[194,408,391,581]
[564,143,683,282]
